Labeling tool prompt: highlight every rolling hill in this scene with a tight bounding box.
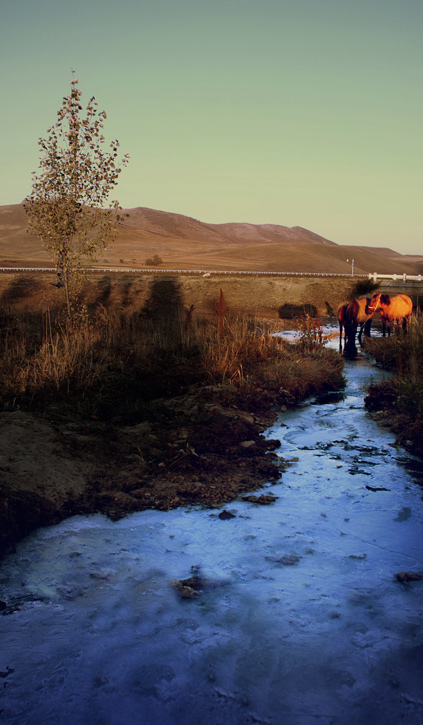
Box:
[0,203,421,276]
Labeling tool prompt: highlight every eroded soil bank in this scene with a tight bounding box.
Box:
[0,384,293,559]
[0,271,354,319]
[365,381,423,458]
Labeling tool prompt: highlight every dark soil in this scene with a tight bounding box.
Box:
[0,384,292,560]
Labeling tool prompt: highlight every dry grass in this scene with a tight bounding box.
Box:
[365,314,423,439]
[0,306,344,419]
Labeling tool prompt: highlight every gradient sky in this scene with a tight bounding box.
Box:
[1,0,422,253]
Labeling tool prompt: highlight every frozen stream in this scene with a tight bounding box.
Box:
[1,339,423,724]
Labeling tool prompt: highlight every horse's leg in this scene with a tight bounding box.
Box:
[344,323,358,354]
[364,319,372,338]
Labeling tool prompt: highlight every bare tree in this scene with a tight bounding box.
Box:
[24,76,129,317]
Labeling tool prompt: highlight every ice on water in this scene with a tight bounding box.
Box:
[1,331,422,724]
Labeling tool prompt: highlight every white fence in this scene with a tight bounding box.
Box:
[368,273,423,282]
[0,267,363,276]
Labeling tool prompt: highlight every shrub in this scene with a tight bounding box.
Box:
[349,278,379,300]
[145,255,163,266]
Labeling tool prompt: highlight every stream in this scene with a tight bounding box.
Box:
[1,335,422,724]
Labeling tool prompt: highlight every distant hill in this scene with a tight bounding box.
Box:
[0,203,422,276]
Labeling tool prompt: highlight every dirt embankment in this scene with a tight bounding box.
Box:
[0,271,355,320]
[0,386,291,559]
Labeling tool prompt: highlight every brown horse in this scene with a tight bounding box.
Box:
[338,297,375,350]
[365,293,413,336]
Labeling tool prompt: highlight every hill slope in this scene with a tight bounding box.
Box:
[0,203,421,275]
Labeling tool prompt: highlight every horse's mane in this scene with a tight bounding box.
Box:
[380,294,391,305]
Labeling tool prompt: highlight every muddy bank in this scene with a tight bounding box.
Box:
[0,384,297,558]
[365,381,423,458]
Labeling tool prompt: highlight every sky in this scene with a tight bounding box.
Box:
[1,0,422,254]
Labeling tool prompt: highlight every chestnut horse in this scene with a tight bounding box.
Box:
[365,293,413,336]
[338,297,375,350]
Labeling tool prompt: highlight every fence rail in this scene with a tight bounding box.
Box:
[368,273,423,282]
[0,267,421,282]
[0,267,361,276]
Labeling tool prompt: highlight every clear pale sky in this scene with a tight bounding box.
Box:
[1,0,422,253]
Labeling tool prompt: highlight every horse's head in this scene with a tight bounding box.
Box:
[366,293,382,315]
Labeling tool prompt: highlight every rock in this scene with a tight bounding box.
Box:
[0,666,14,678]
[122,421,151,436]
[281,555,301,565]
[218,510,236,520]
[265,438,281,451]
[395,572,423,583]
[171,581,200,598]
[148,447,163,457]
[266,554,301,566]
[171,567,206,598]
[241,494,278,505]
[171,565,230,599]
[366,485,390,492]
[240,440,255,448]
[238,412,255,425]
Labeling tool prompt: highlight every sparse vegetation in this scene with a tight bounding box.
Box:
[365,315,423,452]
[295,314,326,352]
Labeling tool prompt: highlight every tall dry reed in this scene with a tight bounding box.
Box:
[365,313,423,419]
[0,307,344,417]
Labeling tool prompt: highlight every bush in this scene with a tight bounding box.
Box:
[349,278,379,300]
[145,255,163,266]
